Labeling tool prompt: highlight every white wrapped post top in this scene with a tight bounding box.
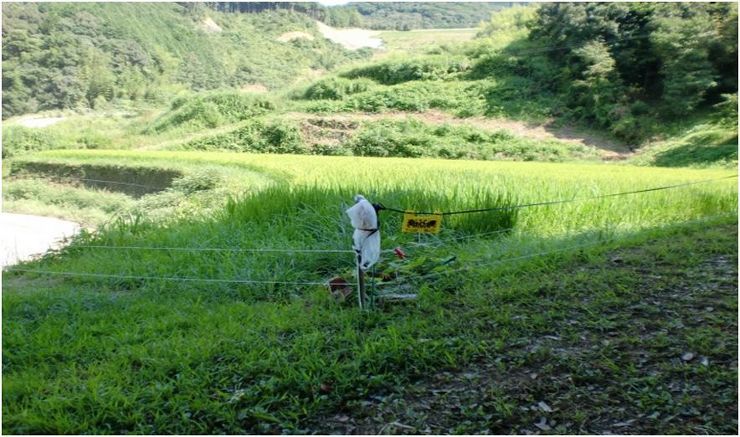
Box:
[345,194,380,270]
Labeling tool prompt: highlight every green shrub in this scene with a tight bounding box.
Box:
[340,55,471,85]
[147,92,277,133]
[350,123,430,157]
[348,119,599,162]
[171,169,222,194]
[301,80,487,117]
[2,126,61,158]
[182,119,306,154]
[303,77,376,100]
[259,121,304,153]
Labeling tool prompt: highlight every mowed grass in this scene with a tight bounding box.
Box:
[3,149,738,433]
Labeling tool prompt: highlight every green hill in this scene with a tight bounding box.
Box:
[205,2,514,30]
[1,2,369,118]
[341,2,514,30]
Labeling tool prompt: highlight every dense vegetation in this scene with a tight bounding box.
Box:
[1,2,368,118]
[2,3,738,433]
[206,2,511,30]
[289,3,737,164]
[3,150,737,433]
[338,2,512,30]
[521,3,737,142]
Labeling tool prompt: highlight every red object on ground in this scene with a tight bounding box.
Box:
[394,247,406,259]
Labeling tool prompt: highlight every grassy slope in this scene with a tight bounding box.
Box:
[628,110,739,168]
[1,2,368,117]
[3,210,737,434]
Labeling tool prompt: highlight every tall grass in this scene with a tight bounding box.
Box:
[3,149,737,434]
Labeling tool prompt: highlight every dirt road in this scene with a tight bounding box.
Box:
[1,213,81,267]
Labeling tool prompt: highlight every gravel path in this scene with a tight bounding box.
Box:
[1,213,81,267]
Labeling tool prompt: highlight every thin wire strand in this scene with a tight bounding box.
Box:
[376,211,738,287]
[72,245,355,254]
[379,175,738,216]
[78,178,160,189]
[6,214,735,288]
[6,269,342,287]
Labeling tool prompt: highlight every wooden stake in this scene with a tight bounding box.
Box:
[356,252,367,309]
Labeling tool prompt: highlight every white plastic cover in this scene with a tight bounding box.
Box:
[346,194,380,270]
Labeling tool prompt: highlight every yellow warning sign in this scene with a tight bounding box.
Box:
[402,212,442,234]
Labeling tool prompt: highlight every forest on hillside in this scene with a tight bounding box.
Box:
[2,0,737,147]
[479,2,737,141]
[1,2,369,118]
[205,2,512,30]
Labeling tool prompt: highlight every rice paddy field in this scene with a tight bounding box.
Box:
[2,149,737,433]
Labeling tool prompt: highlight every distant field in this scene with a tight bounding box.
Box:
[377,28,478,55]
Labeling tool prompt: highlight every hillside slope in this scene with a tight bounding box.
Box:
[1,2,368,118]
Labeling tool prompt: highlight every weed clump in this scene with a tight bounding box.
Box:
[349,119,598,161]
[303,77,376,100]
[171,169,222,194]
[2,126,61,158]
[340,55,471,85]
[148,92,277,133]
[183,119,305,154]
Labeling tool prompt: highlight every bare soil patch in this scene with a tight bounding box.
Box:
[316,21,383,50]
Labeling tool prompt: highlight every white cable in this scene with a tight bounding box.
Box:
[7,268,343,287]
[73,245,355,254]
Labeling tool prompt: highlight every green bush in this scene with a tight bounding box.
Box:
[171,169,222,194]
[340,55,471,85]
[182,119,306,154]
[148,92,276,133]
[259,121,304,153]
[302,77,376,100]
[350,122,430,157]
[2,126,61,158]
[348,119,599,162]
